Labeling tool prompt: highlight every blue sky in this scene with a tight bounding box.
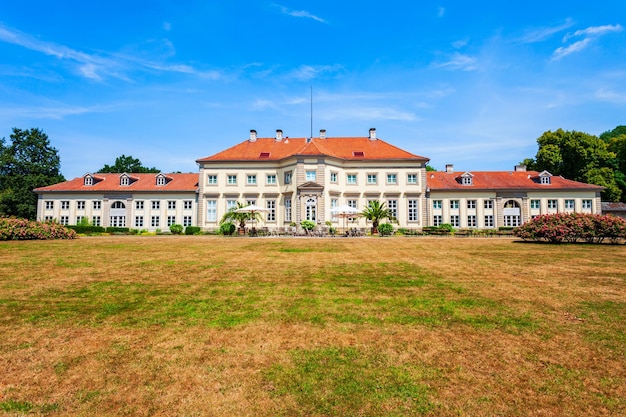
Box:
[1,1,625,178]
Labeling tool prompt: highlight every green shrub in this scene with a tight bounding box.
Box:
[300,220,316,231]
[169,224,184,235]
[515,212,626,243]
[105,227,130,234]
[378,223,394,236]
[0,217,78,240]
[219,222,236,236]
[185,226,201,235]
[67,225,105,234]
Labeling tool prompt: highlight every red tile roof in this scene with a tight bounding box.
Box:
[196,137,428,163]
[427,171,605,191]
[34,173,198,193]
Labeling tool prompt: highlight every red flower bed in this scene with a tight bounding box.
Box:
[514,212,626,243]
[0,217,78,240]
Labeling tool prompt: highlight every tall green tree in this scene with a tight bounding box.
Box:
[97,154,160,173]
[0,128,65,219]
[523,129,621,202]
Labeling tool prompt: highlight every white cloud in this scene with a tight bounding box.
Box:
[595,88,626,104]
[289,64,342,81]
[276,5,325,23]
[0,24,220,81]
[516,19,574,43]
[552,23,623,61]
[452,38,468,49]
[551,38,592,61]
[430,53,478,71]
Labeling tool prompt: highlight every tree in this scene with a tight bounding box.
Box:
[605,130,626,202]
[97,154,160,173]
[524,129,621,202]
[0,128,65,219]
[361,200,395,235]
[219,201,260,232]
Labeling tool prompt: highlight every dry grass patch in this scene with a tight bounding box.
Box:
[0,236,624,416]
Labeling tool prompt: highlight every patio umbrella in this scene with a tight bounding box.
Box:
[234,204,269,234]
[330,205,360,234]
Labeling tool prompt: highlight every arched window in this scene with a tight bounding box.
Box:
[111,201,126,209]
[305,198,317,221]
[503,200,521,227]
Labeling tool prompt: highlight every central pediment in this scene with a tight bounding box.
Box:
[297,181,324,192]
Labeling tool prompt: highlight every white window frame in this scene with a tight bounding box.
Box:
[135,216,144,228]
[247,174,257,185]
[184,200,193,210]
[93,201,101,210]
[306,171,316,182]
[408,199,419,222]
[467,200,476,209]
[347,174,357,185]
[386,173,397,184]
[267,174,277,185]
[266,200,276,222]
[367,174,377,185]
[407,174,418,184]
[227,175,237,185]
[433,200,442,209]
[136,201,144,210]
[168,201,176,210]
[206,200,217,222]
[484,200,493,209]
[207,174,218,185]
[152,201,160,210]
[450,200,459,209]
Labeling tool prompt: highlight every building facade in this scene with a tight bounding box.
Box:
[34,129,604,231]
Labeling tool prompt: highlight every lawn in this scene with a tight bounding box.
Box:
[0,236,624,416]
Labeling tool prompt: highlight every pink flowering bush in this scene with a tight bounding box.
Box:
[0,216,78,240]
[515,212,626,244]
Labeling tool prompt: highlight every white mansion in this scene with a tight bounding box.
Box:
[35,128,604,232]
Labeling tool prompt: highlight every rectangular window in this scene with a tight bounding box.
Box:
[306,171,316,181]
[407,174,418,184]
[184,200,192,210]
[467,200,476,209]
[284,171,292,184]
[330,172,337,183]
[450,200,459,209]
[433,215,442,226]
[92,216,101,226]
[59,215,69,225]
[285,199,292,222]
[167,215,176,226]
[484,215,494,228]
[247,174,257,185]
[548,199,558,209]
[226,200,237,212]
[152,201,160,210]
[408,199,419,222]
[183,216,192,227]
[61,201,70,210]
[387,173,397,184]
[347,199,357,209]
[77,201,85,210]
[110,216,126,227]
[206,200,217,222]
[135,216,144,228]
[93,200,101,210]
[151,216,160,228]
[433,200,443,210]
[266,200,276,222]
[450,215,460,227]
[246,199,256,207]
[76,215,84,224]
[44,215,54,221]
[227,175,237,185]
[347,174,357,184]
[367,174,377,184]
[467,215,477,228]
[167,201,176,210]
[565,199,575,210]
[582,199,593,209]
[45,201,54,210]
[530,200,540,209]
[387,199,397,220]
[207,174,217,185]
[136,201,144,210]
[267,174,277,185]
[330,198,338,215]
[484,200,493,209]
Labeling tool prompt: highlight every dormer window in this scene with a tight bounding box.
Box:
[353,151,365,157]
[460,172,474,186]
[84,175,93,186]
[156,173,169,186]
[120,174,130,186]
[539,170,552,185]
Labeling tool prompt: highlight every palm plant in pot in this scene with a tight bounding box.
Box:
[220,201,261,235]
[361,200,395,235]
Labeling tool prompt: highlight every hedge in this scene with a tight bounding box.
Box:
[514,212,626,243]
[0,217,78,240]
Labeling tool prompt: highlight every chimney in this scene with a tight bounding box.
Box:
[369,128,377,140]
[275,129,283,142]
[445,164,454,173]
[319,129,326,139]
[514,164,527,172]
[249,129,257,142]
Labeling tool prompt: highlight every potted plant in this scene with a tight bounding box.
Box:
[361,200,395,235]
[220,201,261,235]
